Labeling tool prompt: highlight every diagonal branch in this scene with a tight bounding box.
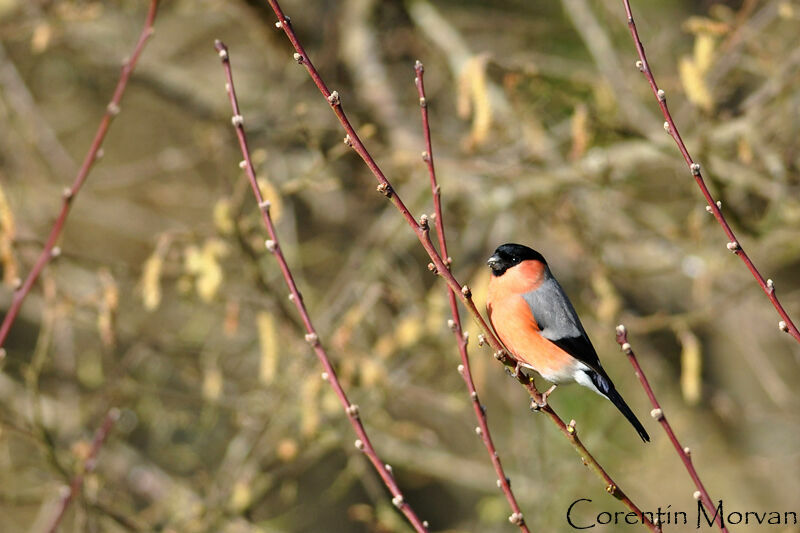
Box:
[213,40,430,533]
[616,325,727,532]
[263,2,659,530]
[43,408,119,533]
[620,0,800,345]
[0,0,161,356]
[414,60,529,531]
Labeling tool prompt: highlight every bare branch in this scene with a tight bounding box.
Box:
[213,40,430,533]
[0,0,161,355]
[43,408,120,533]
[414,60,530,532]
[616,325,727,532]
[620,0,800,345]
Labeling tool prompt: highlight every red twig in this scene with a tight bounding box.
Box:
[621,0,800,345]
[263,3,658,530]
[616,325,726,532]
[0,0,160,357]
[414,61,529,531]
[43,408,119,533]
[214,40,430,533]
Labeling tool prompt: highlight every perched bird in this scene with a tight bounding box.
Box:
[486,243,650,442]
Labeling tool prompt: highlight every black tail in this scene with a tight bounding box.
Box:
[587,370,650,442]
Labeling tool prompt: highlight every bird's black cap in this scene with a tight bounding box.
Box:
[487,243,547,276]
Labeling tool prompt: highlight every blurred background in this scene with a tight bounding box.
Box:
[1,0,799,531]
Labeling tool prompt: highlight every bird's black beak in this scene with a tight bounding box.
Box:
[487,254,501,270]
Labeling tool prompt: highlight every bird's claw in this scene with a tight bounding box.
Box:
[530,384,557,411]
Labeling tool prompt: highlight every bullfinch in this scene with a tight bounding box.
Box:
[486,243,650,442]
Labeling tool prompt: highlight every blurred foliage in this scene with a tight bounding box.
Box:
[1,0,800,531]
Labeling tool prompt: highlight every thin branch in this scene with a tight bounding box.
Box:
[43,408,120,533]
[0,0,161,357]
[264,3,659,530]
[213,40,430,533]
[414,61,529,531]
[616,325,726,532]
[620,0,800,345]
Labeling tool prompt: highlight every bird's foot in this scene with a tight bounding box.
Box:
[530,385,557,411]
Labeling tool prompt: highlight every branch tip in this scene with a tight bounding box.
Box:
[635,60,644,71]
[238,160,247,169]
[304,332,319,346]
[779,321,789,332]
[50,246,61,258]
[385,464,393,473]
[461,285,472,298]
[217,47,228,61]
[621,342,632,354]
[683,446,691,456]
[477,333,486,346]
[62,187,74,200]
[293,52,304,63]
[321,371,329,381]
[690,163,701,175]
[663,121,670,132]
[392,495,404,508]
[107,102,121,116]
[766,278,774,290]
[343,134,353,147]
[470,391,478,400]
[258,199,271,211]
[457,364,465,374]
[354,439,365,451]
[231,114,244,127]
[650,408,664,420]
[265,239,277,252]
[656,89,665,101]
[447,318,456,331]
[95,148,104,160]
[419,96,427,108]
[693,491,702,501]
[726,241,740,252]
[415,59,424,72]
[567,419,577,434]
[475,426,483,436]
[346,404,360,417]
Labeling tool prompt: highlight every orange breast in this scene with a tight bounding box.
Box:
[487,263,576,381]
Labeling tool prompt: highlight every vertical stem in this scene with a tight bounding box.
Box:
[0,0,161,355]
[414,60,529,532]
[214,41,430,533]
[620,0,800,345]
[616,325,727,532]
[44,408,119,533]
